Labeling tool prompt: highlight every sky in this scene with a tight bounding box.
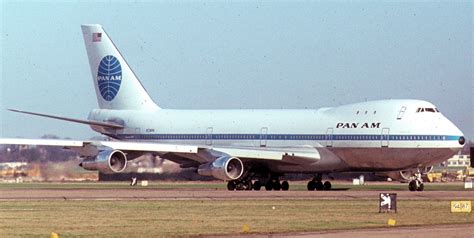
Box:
[1,1,473,140]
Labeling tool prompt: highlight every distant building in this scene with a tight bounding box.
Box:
[442,154,471,168]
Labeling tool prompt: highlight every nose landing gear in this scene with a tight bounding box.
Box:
[408,170,424,191]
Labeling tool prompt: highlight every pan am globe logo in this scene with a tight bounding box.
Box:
[97,55,122,101]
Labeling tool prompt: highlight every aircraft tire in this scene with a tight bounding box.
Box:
[323,181,332,190]
[315,181,324,191]
[307,181,316,191]
[281,181,289,191]
[273,181,282,191]
[265,181,273,191]
[408,180,417,191]
[227,181,236,191]
[245,180,252,190]
[253,181,262,191]
[416,183,424,191]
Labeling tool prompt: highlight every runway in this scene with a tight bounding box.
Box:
[1,188,474,201]
[2,185,473,237]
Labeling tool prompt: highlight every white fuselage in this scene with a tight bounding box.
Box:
[88,99,464,173]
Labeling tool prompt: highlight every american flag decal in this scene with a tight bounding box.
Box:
[92,32,102,42]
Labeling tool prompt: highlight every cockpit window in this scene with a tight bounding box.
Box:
[416,107,439,113]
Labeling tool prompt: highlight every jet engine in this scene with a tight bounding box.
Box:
[197,156,244,180]
[80,150,127,174]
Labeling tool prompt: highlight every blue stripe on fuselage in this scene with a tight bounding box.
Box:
[108,133,460,141]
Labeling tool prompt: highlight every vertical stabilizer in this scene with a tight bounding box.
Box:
[81,24,159,110]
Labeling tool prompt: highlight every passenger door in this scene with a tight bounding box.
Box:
[260,127,268,147]
[206,127,213,145]
[326,128,334,147]
[381,128,390,147]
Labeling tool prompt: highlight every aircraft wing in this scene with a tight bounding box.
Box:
[0,138,320,165]
[0,138,197,156]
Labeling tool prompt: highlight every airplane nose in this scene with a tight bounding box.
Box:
[458,136,466,145]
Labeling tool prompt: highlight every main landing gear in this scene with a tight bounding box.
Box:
[227,179,252,191]
[307,174,331,191]
[408,171,424,192]
[264,178,289,191]
[226,174,289,191]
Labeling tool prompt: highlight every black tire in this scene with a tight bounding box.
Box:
[281,181,289,191]
[265,181,273,191]
[315,181,324,191]
[245,180,252,190]
[253,181,261,191]
[408,180,416,191]
[227,181,236,191]
[323,181,332,191]
[307,181,316,191]
[273,181,282,191]
[416,183,424,191]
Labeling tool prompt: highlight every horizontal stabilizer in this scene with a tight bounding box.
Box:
[8,109,124,129]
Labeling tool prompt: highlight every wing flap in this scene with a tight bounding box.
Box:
[98,141,198,154]
[210,146,321,164]
[0,138,84,147]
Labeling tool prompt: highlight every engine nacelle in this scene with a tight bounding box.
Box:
[80,150,127,174]
[197,156,244,181]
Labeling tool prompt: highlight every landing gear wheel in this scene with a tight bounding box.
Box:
[315,181,324,191]
[416,183,424,191]
[253,180,262,191]
[265,181,273,191]
[227,181,236,191]
[281,181,289,191]
[408,180,416,191]
[307,181,316,191]
[408,180,417,191]
[273,181,282,191]
[245,180,252,190]
[323,181,332,191]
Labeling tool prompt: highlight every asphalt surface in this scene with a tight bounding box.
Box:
[1,188,474,201]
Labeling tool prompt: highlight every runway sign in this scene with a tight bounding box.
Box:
[379,193,397,213]
[450,201,471,213]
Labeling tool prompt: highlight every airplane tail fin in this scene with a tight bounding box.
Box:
[81,24,160,110]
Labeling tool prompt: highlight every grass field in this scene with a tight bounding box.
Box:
[1,199,473,237]
[0,182,472,237]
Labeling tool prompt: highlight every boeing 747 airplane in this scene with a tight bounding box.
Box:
[1,24,466,191]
